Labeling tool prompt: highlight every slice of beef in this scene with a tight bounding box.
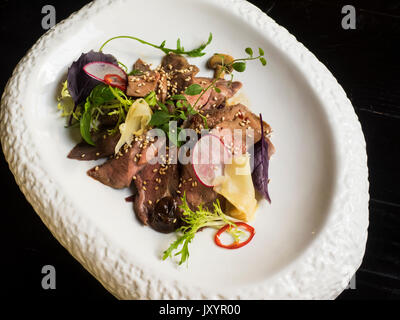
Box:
[126,71,160,98]
[87,142,142,189]
[68,132,121,161]
[133,145,179,225]
[162,53,196,72]
[176,163,225,211]
[161,53,200,96]
[156,68,168,103]
[202,79,242,111]
[87,135,162,189]
[183,77,242,111]
[184,78,213,108]
[134,163,179,225]
[133,58,151,73]
[189,103,274,155]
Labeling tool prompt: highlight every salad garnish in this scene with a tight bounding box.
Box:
[99,33,213,57]
[163,194,244,265]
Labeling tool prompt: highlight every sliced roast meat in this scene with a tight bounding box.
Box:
[184,78,213,108]
[68,132,121,161]
[176,163,225,211]
[133,145,179,225]
[183,77,242,111]
[161,53,199,96]
[189,103,273,154]
[126,70,160,98]
[87,142,142,189]
[162,52,196,72]
[132,58,151,73]
[202,79,242,111]
[87,135,163,189]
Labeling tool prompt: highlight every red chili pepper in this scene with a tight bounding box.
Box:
[104,74,126,91]
[214,222,255,249]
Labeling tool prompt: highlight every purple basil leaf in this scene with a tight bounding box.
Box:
[251,114,271,203]
[67,50,118,105]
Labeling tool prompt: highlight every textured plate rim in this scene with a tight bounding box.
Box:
[0,0,369,300]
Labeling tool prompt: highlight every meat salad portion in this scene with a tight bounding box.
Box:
[58,33,273,264]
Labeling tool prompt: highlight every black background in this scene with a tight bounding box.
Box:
[0,0,399,300]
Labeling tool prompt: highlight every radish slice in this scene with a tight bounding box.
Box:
[192,134,232,187]
[83,62,127,90]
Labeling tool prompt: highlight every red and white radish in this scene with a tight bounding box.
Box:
[192,134,232,187]
[83,61,127,91]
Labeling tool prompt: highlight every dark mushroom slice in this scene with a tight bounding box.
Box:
[148,197,181,233]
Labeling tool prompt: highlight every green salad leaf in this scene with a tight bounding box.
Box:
[80,85,116,145]
[79,85,136,145]
[163,194,239,265]
[57,81,81,123]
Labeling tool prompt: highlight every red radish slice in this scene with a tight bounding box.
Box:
[83,62,127,90]
[192,134,232,187]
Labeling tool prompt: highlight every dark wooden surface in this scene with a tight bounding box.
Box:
[0,0,399,300]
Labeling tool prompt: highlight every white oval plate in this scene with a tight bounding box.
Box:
[0,0,369,299]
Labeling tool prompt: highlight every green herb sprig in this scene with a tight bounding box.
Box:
[178,46,267,112]
[99,33,213,57]
[163,194,240,265]
[230,47,267,73]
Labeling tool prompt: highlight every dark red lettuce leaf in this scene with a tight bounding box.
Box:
[67,50,118,105]
[251,114,271,203]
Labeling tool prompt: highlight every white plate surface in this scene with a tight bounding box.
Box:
[0,0,369,299]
